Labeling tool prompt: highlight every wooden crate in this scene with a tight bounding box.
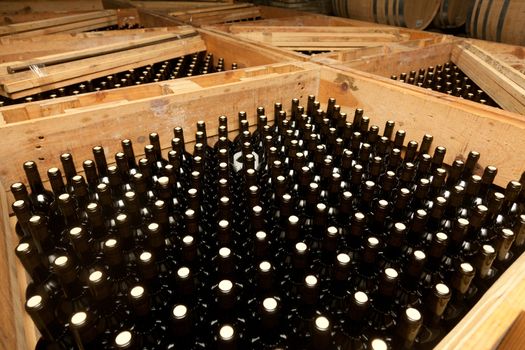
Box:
[203,12,449,61]
[129,0,236,11]
[161,4,316,26]
[1,60,524,349]
[311,38,525,115]
[0,27,294,110]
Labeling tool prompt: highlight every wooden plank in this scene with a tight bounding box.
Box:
[468,38,525,75]
[0,36,206,97]
[234,32,410,43]
[310,45,389,65]
[169,3,255,16]
[279,46,371,51]
[0,84,169,122]
[131,1,233,10]
[342,41,455,77]
[197,28,300,67]
[2,16,118,39]
[319,65,525,186]
[452,43,525,114]
[496,311,525,350]
[174,7,261,25]
[461,42,525,92]
[0,0,104,13]
[0,10,116,35]
[228,25,403,34]
[4,29,196,73]
[0,11,89,25]
[0,26,196,62]
[0,179,30,350]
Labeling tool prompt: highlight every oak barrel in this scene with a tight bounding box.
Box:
[467,0,525,45]
[433,0,475,28]
[332,0,441,29]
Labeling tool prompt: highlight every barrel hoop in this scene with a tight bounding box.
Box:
[481,0,495,39]
[393,0,399,26]
[441,0,450,26]
[496,0,510,42]
[384,0,389,25]
[398,0,406,27]
[471,0,482,38]
[373,0,379,23]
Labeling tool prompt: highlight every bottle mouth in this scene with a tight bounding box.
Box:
[263,298,278,312]
[130,286,145,299]
[173,305,188,319]
[315,316,330,331]
[220,325,235,341]
[71,311,88,326]
[354,291,368,305]
[26,295,43,309]
[405,308,421,322]
[115,330,132,347]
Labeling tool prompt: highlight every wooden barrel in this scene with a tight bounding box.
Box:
[433,0,475,28]
[467,0,525,46]
[332,0,441,30]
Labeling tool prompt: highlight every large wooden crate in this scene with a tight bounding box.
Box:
[203,13,450,60]
[162,4,327,26]
[202,11,525,116]
[1,60,525,349]
[0,26,290,107]
[312,38,525,115]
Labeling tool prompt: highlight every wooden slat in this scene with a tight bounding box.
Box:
[228,25,403,34]
[3,15,118,39]
[0,84,168,122]
[342,41,456,77]
[131,1,233,10]
[173,7,261,25]
[169,3,254,16]
[0,10,116,35]
[3,29,196,73]
[0,27,196,62]
[496,311,525,349]
[0,35,206,98]
[468,39,525,75]
[234,31,410,43]
[0,0,104,13]
[452,43,525,114]
[0,179,30,349]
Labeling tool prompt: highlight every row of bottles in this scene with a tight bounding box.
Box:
[89,24,145,31]
[0,51,234,107]
[13,95,525,349]
[390,61,499,107]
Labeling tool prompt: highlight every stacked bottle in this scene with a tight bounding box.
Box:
[13,96,525,349]
[390,62,499,107]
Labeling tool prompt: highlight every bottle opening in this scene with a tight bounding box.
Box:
[115,330,132,347]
